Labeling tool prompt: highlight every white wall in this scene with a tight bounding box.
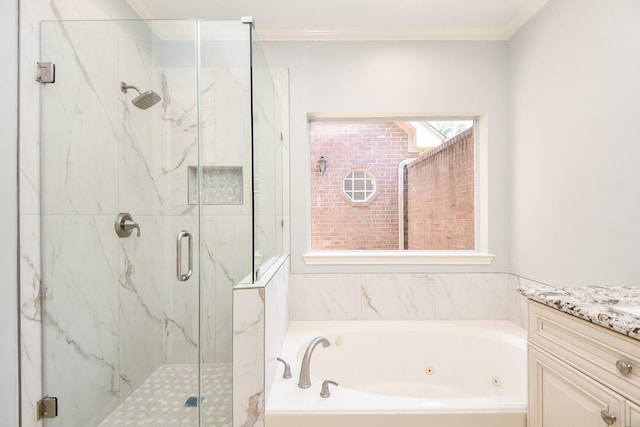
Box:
[262,41,510,274]
[0,0,18,425]
[508,0,640,286]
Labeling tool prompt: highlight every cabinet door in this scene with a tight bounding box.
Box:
[529,346,625,427]
[628,401,640,427]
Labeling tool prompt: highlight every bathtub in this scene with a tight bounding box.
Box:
[266,321,527,427]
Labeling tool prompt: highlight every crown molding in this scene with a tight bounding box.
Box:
[253,26,508,41]
[125,0,156,19]
[503,0,551,39]
[126,0,549,42]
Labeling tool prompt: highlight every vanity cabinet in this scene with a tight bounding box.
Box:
[628,401,640,427]
[528,301,640,427]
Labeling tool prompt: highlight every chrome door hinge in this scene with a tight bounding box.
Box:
[35,62,55,84]
[37,396,58,420]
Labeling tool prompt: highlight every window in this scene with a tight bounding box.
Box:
[343,169,375,202]
[309,118,483,256]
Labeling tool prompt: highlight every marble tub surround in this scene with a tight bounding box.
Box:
[233,287,265,427]
[289,273,512,321]
[517,284,640,339]
[506,275,534,329]
[233,257,290,427]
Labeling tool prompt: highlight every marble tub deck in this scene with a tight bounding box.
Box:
[518,284,640,340]
[98,363,231,427]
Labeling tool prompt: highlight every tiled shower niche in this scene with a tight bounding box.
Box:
[188,166,243,205]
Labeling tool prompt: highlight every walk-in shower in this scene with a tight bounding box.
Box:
[38,18,283,427]
[120,81,162,110]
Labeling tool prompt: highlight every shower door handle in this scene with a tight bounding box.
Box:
[176,230,193,281]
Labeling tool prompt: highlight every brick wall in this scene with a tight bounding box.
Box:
[310,122,418,250]
[406,127,475,249]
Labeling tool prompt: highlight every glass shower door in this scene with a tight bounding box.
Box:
[196,20,253,427]
[39,20,202,427]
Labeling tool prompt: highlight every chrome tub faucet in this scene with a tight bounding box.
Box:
[298,336,330,389]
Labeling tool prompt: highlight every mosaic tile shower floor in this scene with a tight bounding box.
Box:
[98,363,232,427]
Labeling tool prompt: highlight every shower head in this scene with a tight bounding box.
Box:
[120,81,162,110]
[131,90,162,110]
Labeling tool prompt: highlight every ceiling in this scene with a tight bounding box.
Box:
[125,0,549,40]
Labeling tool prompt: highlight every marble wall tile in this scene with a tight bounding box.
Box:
[199,216,219,363]
[200,68,252,169]
[212,214,253,363]
[40,215,120,427]
[159,66,199,217]
[199,67,253,220]
[160,66,251,216]
[264,258,289,405]
[233,288,265,427]
[433,273,508,320]
[118,215,164,392]
[18,136,41,217]
[506,274,532,329]
[158,61,238,366]
[19,0,129,213]
[20,316,41,427]
[289,273,511,321]
[20,20,124,424]
[40,22,120,215]
[162,215,199,364]
[35,21,179,425]
[23,17,122,427]
[360,273,437,320]
[199,214,253,365]
[118,33,164,216]
[19,214,42,427]
[18,0,44,217]
[289,274,362,320]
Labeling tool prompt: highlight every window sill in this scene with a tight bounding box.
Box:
[302,250,495,266]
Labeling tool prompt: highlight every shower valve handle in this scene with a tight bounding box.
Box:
[122,220,140,237]
[115,213,140,238]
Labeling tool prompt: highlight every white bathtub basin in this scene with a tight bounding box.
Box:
[267,320,527,427]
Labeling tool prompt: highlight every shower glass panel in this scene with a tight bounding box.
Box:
[39,19,253,427]
[197,21,253,427]
[251,28,284,278]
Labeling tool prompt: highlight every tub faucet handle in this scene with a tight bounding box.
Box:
[276,357,292,379]
[320,380,338,398]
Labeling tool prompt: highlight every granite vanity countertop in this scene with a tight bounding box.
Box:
[518,284,640,340]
